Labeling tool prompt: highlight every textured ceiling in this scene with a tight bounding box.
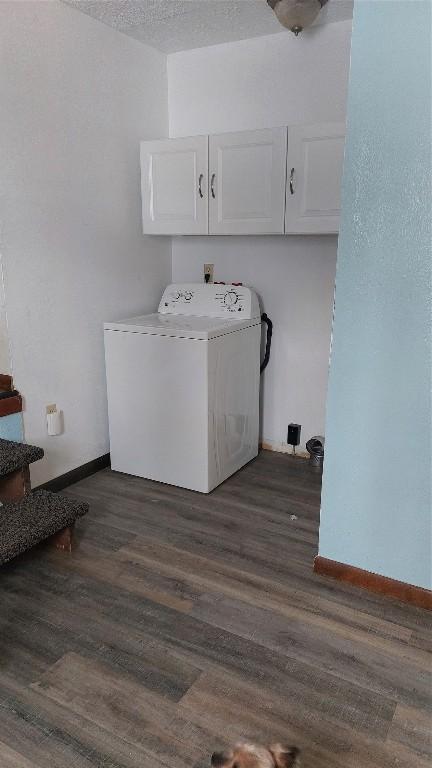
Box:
[63,0,353,53]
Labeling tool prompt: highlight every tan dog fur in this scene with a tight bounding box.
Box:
[211,742,300,768]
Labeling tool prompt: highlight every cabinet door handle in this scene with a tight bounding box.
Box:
[211,173,216,199]
[290,167,295,195]
[198,173,204,199]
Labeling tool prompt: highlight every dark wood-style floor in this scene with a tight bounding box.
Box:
[0,451,430,767]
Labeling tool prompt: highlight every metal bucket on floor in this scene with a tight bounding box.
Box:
[306,436,325,468]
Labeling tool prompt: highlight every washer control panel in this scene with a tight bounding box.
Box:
[158,283,260,319]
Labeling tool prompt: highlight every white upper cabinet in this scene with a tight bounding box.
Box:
[285,123,346,234]
[140,136,208,235]
[209,128,287,235]
[140,123,345,236]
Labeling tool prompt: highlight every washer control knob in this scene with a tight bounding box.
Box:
[171,290,181,301]
[224,290,238,306]
[184,291,193,301]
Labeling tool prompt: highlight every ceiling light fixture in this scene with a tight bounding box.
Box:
[267,0,329,36]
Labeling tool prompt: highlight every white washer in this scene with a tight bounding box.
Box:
[104,283,261,493]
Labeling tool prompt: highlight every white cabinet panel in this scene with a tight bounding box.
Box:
[285,123,346,234]
[209,128,287,235]
[140,136,208,235]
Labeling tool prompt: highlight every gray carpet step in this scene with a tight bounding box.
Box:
[0,489,88,565]
[0,438,44,477]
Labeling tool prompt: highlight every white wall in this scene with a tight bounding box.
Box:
[168,22,352,451]
[0,1,171,485]
[0,263,11,375]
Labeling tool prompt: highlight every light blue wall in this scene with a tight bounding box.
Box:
[0,413,23,442]
[319,0,432,590]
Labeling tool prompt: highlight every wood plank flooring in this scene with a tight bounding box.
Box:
[0,450,430,767]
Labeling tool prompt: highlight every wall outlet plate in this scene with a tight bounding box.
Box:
[46,403,57,414]
[204,263,214,283]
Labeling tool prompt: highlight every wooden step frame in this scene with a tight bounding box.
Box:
[0,466,31,503]
[0,464,76,554]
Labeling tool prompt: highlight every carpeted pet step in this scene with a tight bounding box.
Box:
[0,438,44,477]
[0,489,88,565]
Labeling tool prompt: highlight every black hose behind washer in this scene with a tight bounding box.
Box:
[260,313,273,373]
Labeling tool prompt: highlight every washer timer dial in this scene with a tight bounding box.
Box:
[223,290,238,307]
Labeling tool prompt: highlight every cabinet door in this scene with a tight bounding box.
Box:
[285,123,346,234]
[140,136,208,235]
[209,128,287,235]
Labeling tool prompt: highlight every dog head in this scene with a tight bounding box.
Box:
[211,743,300,768]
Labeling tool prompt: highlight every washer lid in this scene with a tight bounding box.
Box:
[104,313,260,340]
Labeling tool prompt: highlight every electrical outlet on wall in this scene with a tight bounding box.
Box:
[46,403,63,436]
[204,263,214,283]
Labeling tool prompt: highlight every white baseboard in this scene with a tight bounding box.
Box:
[261,440,309,459]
